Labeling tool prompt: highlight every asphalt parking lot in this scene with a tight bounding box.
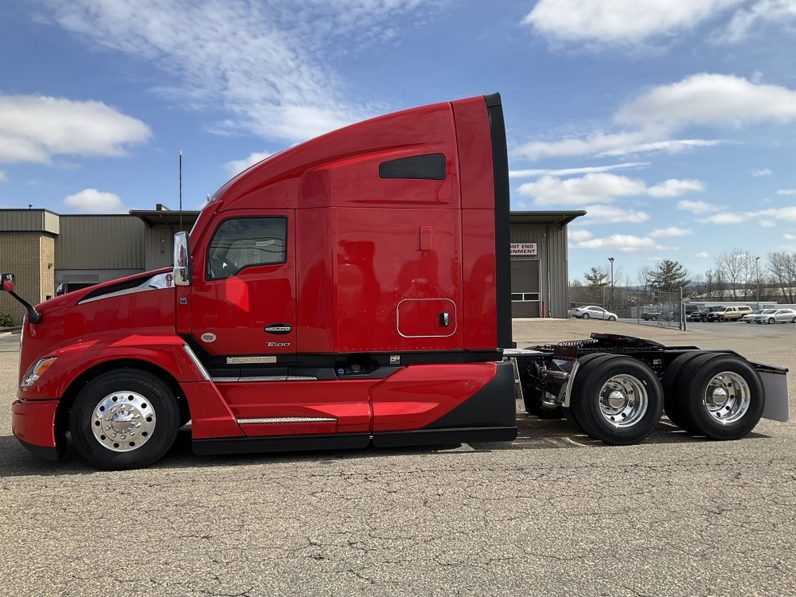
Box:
[1,320,794,596]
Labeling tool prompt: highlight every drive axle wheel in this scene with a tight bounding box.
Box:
[662,351,705,433]
[569,355,663,445]
[70,369,180,470]
[674,354,764,440]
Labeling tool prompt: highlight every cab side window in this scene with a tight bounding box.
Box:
[206,217,287,280]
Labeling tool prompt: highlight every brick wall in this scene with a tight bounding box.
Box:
[0,232,52,325]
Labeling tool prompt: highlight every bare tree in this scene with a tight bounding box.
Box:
[716,250,754,300]
[768,251,796,303]
[704,268,724,299]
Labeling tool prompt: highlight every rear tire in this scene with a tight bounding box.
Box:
[674,354,764,440]
[570,355,663,445]
[69,369,180,470]
[662,351,704,433]
[562,353,615,431]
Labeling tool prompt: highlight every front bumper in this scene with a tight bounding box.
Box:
[12,399,64,460]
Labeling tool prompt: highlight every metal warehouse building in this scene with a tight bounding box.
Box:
[0,207,581,323]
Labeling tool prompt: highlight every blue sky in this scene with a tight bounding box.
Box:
[1,0,796,281]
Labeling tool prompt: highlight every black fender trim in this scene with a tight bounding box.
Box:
[192,433,370,456]
[426,359,516,430]
[17,438,63,461]
[372,426,517,448]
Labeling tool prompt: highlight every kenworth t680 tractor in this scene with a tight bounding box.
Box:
[3,94,789,469]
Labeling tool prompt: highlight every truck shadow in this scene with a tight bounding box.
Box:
[0,414,770,477]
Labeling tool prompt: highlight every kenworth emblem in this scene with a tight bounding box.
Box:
[200,332,217,343]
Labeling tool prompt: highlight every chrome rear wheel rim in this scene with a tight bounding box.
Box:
[703,372,750,425]
[91,391,156,452]
[598,374,648,428]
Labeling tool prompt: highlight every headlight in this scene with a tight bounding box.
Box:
[21,357,58,388]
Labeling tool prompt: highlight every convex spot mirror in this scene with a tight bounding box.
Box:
[1,273,15,293]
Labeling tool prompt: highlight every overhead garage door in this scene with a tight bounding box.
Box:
[511,260,540,318]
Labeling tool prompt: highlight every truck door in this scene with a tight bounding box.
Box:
[190,210,296,357]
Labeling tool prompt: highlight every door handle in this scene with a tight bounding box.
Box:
[439,312,450,327]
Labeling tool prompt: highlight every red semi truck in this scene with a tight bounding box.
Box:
[3,94,789,470]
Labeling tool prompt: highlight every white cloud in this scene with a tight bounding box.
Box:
[696,251,711,259]
[678,199,719,214]
[63,188,125,213]
[702,213,745,224]
[650,226,692,238]
[582,204,650,224]
[597,139,722,157]
[784,233,795,240]
[223,151,272,177]
[0,95,150,165]
[751,168,772,176]
[617,73,796,129]
[724,0,796,42]
[512,130,721,161]
[572,234,661,253]
[44,0,439,144]
[509,161,648,179]
[569,229,593,241]
[515,73,796,162]
[756,207,796,222]
[760,219,776,228]
[517,173,702,206]
[777,189,796,196]
[522,0,739,46]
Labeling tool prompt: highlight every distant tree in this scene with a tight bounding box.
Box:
[704,268,724,299]
[648,260,689,293]
[717,250,753,299]
[584,266,608,288]
[768,251,796,303]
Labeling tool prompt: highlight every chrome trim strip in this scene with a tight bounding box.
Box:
[226,356,277,365]
[183,344,211,381]
[237,417,337,424]
[212,376,318,383]
[79,273,173,304]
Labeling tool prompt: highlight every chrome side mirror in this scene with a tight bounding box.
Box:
[173,231,192,287]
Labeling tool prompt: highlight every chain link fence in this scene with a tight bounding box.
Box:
[569,286,685,330]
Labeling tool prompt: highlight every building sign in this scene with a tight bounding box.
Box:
[510,242,537,257]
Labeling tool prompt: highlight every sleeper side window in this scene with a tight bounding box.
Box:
[206,217,287,280]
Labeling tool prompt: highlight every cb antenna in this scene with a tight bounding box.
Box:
[178,150,183,229]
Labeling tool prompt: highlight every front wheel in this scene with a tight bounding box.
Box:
[582,312,590,319]
[69,369,180,470]
[569,355,663,445]
[608,315,617,321]
[768,317,775,324]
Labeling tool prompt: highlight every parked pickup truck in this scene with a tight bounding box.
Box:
[706,305,752,322]
[2,93,790,470]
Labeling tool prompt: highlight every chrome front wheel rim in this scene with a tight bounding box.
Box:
[91,391,156,452]
[598,374,649,428]
[703,372,750,425]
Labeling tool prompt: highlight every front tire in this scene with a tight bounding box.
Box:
[582,312,590,319]
[608,315,617,321]
[768,317,775,324]
[570,355,663,445]
[69,369,180,470]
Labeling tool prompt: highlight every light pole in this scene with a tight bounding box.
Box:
[608,257,615,311]
[755,256,760,309]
